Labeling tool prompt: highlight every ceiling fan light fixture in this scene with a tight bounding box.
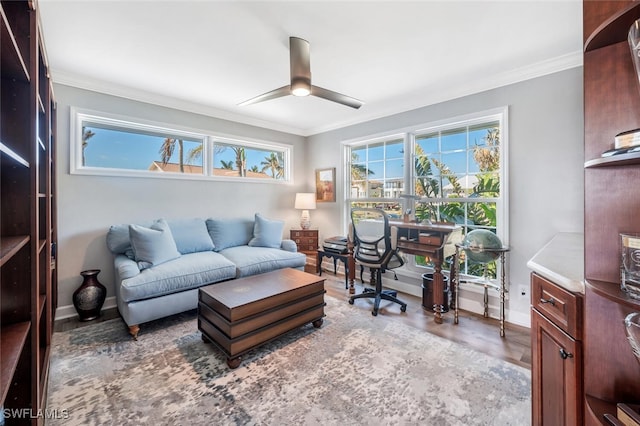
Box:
[291,78,311,97]
[239,36,363,109]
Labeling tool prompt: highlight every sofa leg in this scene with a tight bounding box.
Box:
[128,325,140,340]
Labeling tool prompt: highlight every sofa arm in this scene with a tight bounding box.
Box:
[280,239,298,252]
[114,254,141,281]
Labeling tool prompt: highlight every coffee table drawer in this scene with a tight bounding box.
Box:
[199,304,325,357]
[199,292,325,338]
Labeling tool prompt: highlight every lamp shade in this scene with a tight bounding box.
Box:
[294,193,316,210]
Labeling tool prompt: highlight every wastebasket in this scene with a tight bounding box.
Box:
[421,273,450,312]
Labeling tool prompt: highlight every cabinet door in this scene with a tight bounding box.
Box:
[531,309,583,426]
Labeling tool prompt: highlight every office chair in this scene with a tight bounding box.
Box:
[348,208,407,316]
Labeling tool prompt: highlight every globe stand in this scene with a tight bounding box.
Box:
[453,243,509,337]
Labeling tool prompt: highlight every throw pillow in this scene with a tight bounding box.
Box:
[248,213,284,249]
[167,218,215,254]
[129,219,181,270]
[206,218,254,251]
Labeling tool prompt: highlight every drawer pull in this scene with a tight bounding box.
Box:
[540,297,556,306]
[559,348,573,360]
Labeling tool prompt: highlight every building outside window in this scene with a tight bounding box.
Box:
[345,108,507,280]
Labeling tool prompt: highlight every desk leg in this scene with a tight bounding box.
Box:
[499,252,506,338]
[347,242,355,295]
[453,249,459,325]
[432,262,444,324]
[341,257,348,289]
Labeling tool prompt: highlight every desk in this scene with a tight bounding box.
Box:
[317,249,350,289]
[390,221,461,324]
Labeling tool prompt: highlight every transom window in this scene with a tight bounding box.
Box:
[71,108,291,183]
[345,108,507,279]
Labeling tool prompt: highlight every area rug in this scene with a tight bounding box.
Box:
[46,294,531,425]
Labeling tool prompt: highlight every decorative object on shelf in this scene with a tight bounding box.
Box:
[294,192,316,230]
[625,312,640,365]
[315,167,336,202]
[73,269,107,321]
[615,129,640,150]
[621,233,640,300]
[630,19,640,93]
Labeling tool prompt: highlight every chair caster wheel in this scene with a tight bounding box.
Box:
[400,305,407,312]
[348,299,354,305]
[372,310,378,316]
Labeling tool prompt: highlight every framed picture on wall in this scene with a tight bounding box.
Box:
[315,168,336,202]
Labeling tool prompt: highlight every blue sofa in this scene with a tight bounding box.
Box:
[106,214,306,339]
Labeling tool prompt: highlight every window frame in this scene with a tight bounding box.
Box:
[70,107,293,184]
[343,107,509,280]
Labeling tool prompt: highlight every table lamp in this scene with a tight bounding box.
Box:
[295,193,316,230]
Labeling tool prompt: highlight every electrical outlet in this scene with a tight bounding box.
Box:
[519,285,528,297]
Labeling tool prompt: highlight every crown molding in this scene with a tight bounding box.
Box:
[51,50,583,138]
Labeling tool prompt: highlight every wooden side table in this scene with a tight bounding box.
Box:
[290,229,319,273]
[290,229,318,254]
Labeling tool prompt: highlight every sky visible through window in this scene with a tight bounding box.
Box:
[83,126,281,172]
[351,126,493,180]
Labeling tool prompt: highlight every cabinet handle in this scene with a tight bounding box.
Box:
[559,348,573,360]
[540,297,555,306]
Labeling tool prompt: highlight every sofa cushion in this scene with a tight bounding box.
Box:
[219,245,306,278]
[106,221,153,258]
[206,218,254,251]
[129,220,181,270]
[248,213,284,249]
[119,251,236,303]
[168,218,215,254]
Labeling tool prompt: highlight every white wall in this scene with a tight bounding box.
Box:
[306,67,585,327]
[54,84,308,319]
[55,67,584,327]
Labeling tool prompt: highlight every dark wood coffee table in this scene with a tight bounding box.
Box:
[198,268,326,368]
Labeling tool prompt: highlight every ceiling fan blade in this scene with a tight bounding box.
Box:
[290,37,311,85]
[238,85,290,106]
[311,85,364,109]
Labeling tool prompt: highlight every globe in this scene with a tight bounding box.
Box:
[462,229,503,264]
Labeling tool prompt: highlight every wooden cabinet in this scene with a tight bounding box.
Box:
[1,0,56,422]
[290,229,318,255]
[531,273,583,425]
[583,1,640,424]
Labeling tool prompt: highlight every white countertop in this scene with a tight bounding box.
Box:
[527,232,585,294]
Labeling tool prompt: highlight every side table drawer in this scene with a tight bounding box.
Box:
[290,229,318,253]
[531,272,582,338]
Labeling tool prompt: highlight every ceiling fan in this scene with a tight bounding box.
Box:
[239,37,364,109]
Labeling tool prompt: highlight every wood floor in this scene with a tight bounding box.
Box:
[323,273,532,369]
[55,271,532,370]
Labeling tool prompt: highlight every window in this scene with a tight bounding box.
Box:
[349,136,405,217]
[345,108,507,279]
[71,108,291,182]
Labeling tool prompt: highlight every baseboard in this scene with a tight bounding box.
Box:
[55,296,118,321]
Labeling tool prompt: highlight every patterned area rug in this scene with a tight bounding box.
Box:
[47,294,531,425]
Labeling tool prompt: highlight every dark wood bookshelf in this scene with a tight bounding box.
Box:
[586,279,640,310]
[0,322,30,402]
[583,1,640,424]
[1,0,56,421]
[585,150,640,168]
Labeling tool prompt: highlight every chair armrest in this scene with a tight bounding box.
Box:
[390,226,398,250]
[280,239,298,252]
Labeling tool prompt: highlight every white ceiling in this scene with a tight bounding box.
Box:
[38,0,583,137]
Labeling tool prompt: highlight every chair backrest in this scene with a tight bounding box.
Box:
[350,208,397,268]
